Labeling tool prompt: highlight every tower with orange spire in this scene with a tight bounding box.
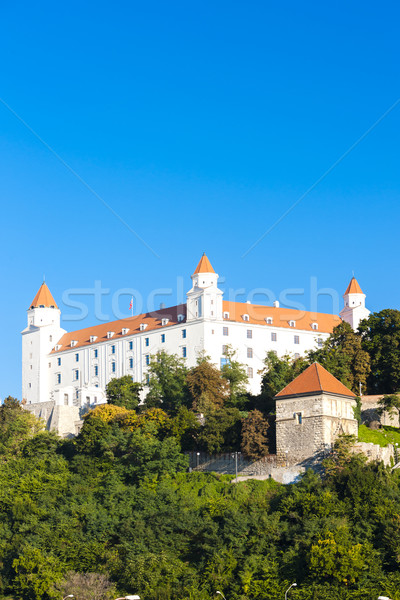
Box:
[22,282,66,405]
[186,253,223,322]
[339,276,370,330]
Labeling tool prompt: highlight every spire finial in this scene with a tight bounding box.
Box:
[43,274,46,283]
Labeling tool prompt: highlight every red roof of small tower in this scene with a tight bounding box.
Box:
[275,362,356,398]
[193,253,215,274]
[29,283,58,309]
[344,277,363,295]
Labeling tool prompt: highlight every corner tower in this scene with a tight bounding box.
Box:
[339,277,370,330]
[22,283,66,404]
[186,254,223,322]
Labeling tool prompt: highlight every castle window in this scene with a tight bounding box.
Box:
[94,349,98,358]
[247,329,252,339]
[48,362,51,368]
[111,345,116,354]
[242,314,249,322]
[129,341,133,350]
[223,312,230,319]
[29,383,31,388]
[55,344,61,351]
[90,335,97,343]
[223,327,229,336]
[294,353,300,359]
[247,348,253,358]
[161,318,169,326]
[182,329,186,339]
[57,357,61,366]
[122,328,129,335]
[266,317,273,325]
[294,335,300,344]
[71,340,77,347]
[317,338,323,348]
[94,365,98,376]
[111,362,116,373]
[294,412,303,425]
[49,335,52,342]
[140,323,148,331]
[75,353,79,362]
[182,346,187,358]
[289,320,296,328]
[74,369,79,381]
[271,332,277,342]
[222,345,228,354]
[57,373,61,384]
[129,358,134,369]
[178,314,184,322]
[247,367,253,378]
[311,322,318,330]
[107,331,114,339]
[161,334,165,343]
[145,337,149,347]
[145,354,150,366]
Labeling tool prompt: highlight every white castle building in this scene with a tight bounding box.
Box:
[22,254,369,426]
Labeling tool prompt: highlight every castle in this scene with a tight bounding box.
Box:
[22,254,369,435]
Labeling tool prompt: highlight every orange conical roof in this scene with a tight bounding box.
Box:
[29,282,58,309]
[193,253,215,274]
[344,277,363,295]
[275,362,355,398]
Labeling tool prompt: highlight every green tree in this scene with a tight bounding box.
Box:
[144,351,190,415]
[259,352,308,413]
[359,309,400,393]
[13,546,64,600]
[197,407,242,453]
[220,345,249,409]
[308,321,370,393]
[241,410,269,459]
[0,397,43,458]
[377,393,400,423]
[106,376,141,410]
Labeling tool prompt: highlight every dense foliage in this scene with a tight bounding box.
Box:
[1,400,400,600]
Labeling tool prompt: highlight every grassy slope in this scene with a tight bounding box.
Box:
[358,424,400,447]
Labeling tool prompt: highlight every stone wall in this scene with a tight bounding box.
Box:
[25,402,82,437]
[354,441,395,466]
[360,395,399,427]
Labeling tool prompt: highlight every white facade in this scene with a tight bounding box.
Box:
[22,259,368,408]
[339,280,370,330]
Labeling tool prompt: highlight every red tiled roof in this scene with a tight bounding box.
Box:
[275,362,355,398]
[345,277,363,295]
[51,305,186,353]
[29,283,58,309]
[193,253,215,274]
[223,301,341,333]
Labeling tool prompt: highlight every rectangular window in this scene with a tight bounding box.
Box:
[111,362,116,373]
[247,329,252,339]
[223,326,229,336]
[129,358,134,368]
[295,412,303,424]
[317,338,323,348]
[247,348,253,358]
[57,357,61,366]
[161,333,165,343]
[220,357,230,368]
[182,346,187,358]
[94,349,98,358]
[294,335,300,344]
[247,367,253,378]
[94,365,98,376]
[74,369,79,381]
[57,373,61,384]
[222,345,228,354]
[182,329,186,339]
[111,345,116,354]
[75,353,79,362]
[294,353,300,359]
[145,337,149,347]
[129,341,133,350]
[145,354,150,366]
[271,332,277,342]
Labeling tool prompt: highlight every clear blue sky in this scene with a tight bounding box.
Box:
[1,1,399,400]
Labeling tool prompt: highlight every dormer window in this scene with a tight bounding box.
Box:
[177,314,184,323]
[265,317,273,325]
[107,331,114,339]
[71,340,78,347]
[223,312,230,319]
[55,344,61,351]
[311,322,318,330]
[289,320,296,328]
[242,314,249,322]
[121,328,129,335]
[39,304,45,308]
[90,335,97,343]
[140,323,148,331]
[161,318,169,326]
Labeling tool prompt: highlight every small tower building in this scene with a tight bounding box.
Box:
[186,253,223,322]
[275,363,358,465]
